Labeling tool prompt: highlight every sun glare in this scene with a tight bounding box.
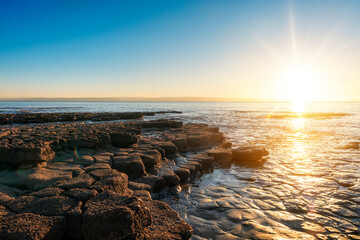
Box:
[283,65,320,113]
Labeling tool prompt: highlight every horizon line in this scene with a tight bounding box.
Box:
[0,97,359,102]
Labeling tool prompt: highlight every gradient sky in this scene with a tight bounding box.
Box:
[1,0,359,100]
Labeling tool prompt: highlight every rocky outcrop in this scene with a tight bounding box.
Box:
[231,146,269,166]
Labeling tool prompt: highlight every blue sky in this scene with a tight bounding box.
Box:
[1,0,359,100]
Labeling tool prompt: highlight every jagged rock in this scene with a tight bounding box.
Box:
[0,213,67,240]
[113,154,146,179]
[231,146,269,166]
[82,191,152,240]
[64,188,98,202]
[161,170,180,187]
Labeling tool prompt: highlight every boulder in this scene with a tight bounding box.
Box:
[231,146,269,166]
[0,213,67,240]
[156,141,177,157]
[138,149,162,171]
[207,149,232,164]
[113,154,146,179]
[82,191,152,240]
[135,175,165,193]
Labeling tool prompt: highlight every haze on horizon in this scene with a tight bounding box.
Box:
[1,0,359,101]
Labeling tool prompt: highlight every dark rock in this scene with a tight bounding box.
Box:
[0,205,14,218]
[231,146,269,166]
[110,132,139,147]
[113,154,146,179]
[82,191,152,240]
[135,175,165,193]
[174,168,190,183]
[161,170,180,187]
[157,141,177,157]
[171,138,188,152]
[88,168,121,180]
[132,190,152,200]
[0,213,67,240]
[207,149,232,164]
[0,192,14,205]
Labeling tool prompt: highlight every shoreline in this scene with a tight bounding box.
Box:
[0,112,267,239]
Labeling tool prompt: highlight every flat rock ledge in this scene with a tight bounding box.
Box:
[0,117,269,239]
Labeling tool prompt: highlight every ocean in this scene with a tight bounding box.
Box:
[1,101,360,238]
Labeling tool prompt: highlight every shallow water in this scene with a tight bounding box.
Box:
[1,101,360,239]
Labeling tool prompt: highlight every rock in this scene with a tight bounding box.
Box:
[128,181,151,192]
[207,149,232,164]
[57,174,95,189]
[0,192,14,205]
[231,146,269,166]
[161,170,180,187]
[82,191,151,240]
[171,138,188,151]
[0,141,55,164]
[156,141,177,157]
[0,183,23,196]
[92,154,112,164]
[0,205,14,218]
[0,167,73,191]
[113,154,146,179]
[83,163,111,172]
[138,149,162,171]
[174,168,190,183]
[133,190,152,200]
[8,195,78,216]
[64,188,98,202]
[0,213,67,240]
[91,174,128,195]
[72,155,94,166]
[88,168,121,180]
[135,175,165,193]
[28,187,64,198]
[143,200,193,240]
[110,132,139,147]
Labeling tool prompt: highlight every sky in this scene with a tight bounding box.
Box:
[0,0,359,100]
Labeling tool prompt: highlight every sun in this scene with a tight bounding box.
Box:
[282,65,320,112]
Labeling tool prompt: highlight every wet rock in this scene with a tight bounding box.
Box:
[231,146,269,166]
[161,170,180,187]
[174,168,190,183]
[207,149,232,164]
[198,199,219,210]
[113,154,146,179]
[82,191,151,240]
[64,188,98,202]
[0,213,67,240]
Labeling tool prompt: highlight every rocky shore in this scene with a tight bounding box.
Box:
[0,113,268,240]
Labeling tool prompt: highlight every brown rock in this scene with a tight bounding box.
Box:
[113,154,146,179]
